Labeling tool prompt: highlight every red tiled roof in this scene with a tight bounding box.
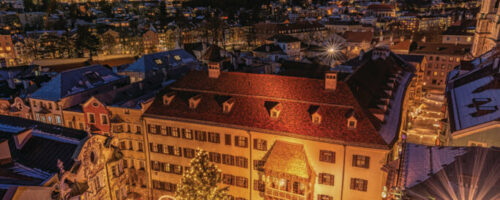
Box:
[343,31,373,43]
[367,4,395,11]
[145,71,389,148]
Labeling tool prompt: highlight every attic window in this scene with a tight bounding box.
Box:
[346,109,357,129]
[308,105,321,124]
[312,114,321,124]
[174,55,182,61]
[222,98,235,114]
[348,119,357,129]
[163,92,176,105]
[189,94,202,109]
[271,110,280,119]
[154,59,163,65]
[265,101,282,119]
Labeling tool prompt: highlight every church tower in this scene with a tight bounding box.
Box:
[472,0,500,57]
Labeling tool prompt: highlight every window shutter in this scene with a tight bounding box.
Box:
[330,175,335,185]
[363,180,368,191]
[318,173,323,184]
[225,134,231,145]
[253,139,257,149]
[234,136,239,146]
[352,155,357,166]
[350,178,355,189]
[365,157,370,168]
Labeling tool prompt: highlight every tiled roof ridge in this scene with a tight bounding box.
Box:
[170,87,354,109]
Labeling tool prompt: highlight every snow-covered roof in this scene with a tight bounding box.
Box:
[449,75,500,131]
[31,65,126,101]
[122,49,197,73]
[403,143,468,188]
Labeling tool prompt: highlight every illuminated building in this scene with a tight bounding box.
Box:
[0,35,16,66]
[142,47,414,200]
[472,0,500,57]
[0,115,126,200]
[29,65,129,127]
[366,4,395,18]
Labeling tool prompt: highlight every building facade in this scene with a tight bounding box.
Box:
[140,50,415,200]
[472,0,500,57]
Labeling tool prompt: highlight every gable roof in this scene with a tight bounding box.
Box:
[30,65,125,101]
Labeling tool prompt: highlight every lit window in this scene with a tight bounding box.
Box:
[154,59,163,65]
[173,55,181,61]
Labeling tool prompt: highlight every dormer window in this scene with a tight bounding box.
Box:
[312,114,321,124]
[163,92,176,105]
[270,110,281,119]
[222,98,235,114]
[173,55,182,61]
[348,119,357,129]
[346,109,357,129]
[154,59,163,65]
[189,94,202,109]
[308,105,321,124]
[265,101,282,119]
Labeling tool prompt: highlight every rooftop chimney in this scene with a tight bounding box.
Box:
[208,63,221,78]
[325,71,338,91]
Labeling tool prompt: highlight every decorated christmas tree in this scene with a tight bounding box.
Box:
[176,149,229,200]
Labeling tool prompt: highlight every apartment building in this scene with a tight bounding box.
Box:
[29,65,129,127]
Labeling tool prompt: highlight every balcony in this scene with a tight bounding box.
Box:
[265,187,306,200]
